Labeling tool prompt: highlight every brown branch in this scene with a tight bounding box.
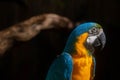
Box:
[0,13,73,56]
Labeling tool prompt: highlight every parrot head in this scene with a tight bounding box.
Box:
[63,22,106,54]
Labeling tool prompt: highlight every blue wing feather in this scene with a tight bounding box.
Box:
[45,52,73,80]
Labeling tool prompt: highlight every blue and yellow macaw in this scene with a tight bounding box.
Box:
[45,22,106,80]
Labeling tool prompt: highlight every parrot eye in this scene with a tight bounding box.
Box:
[88,27,100,35]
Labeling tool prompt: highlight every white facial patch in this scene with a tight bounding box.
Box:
[87,36,98,45]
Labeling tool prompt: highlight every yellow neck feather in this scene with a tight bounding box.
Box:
[73,32,89,57]
[71,33,93,80]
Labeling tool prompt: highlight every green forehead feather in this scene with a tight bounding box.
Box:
[94,23,102,28]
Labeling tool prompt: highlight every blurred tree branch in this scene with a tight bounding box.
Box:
[0,13,73,56]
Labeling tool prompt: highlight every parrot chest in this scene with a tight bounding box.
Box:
[71,54,93,80]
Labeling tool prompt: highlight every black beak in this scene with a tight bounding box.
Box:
[98,31,106,50]
[93,29,106,52]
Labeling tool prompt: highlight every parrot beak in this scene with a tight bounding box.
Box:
[86,28,106,53]
[98,31,106,50]
[94,29,106,50]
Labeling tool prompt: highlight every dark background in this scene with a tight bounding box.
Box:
[0,0,119,80]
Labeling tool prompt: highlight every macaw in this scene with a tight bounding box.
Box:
[45,22,106,80]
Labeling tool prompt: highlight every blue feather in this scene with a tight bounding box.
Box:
[45,52,73,80]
